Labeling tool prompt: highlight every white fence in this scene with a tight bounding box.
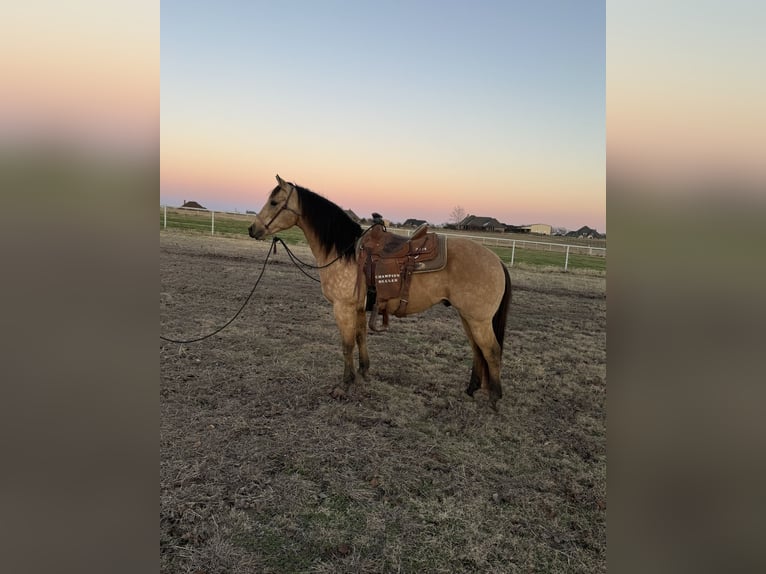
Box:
[161,205,605,272]
[161,205,249,235]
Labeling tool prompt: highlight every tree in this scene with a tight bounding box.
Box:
[450,205,466,225]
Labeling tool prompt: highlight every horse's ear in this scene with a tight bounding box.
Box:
[276,174,293,192]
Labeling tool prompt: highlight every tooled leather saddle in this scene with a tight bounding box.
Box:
[357,223,447,331]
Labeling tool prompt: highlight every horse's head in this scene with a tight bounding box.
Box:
[248,175,302,239]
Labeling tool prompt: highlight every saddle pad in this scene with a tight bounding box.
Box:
[411,235,447,273]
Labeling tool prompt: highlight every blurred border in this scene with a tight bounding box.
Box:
[608,1,765,572]
[3,1,764,572]
[0,2,158,573]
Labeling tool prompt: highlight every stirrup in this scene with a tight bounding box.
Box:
[368,302,388,332]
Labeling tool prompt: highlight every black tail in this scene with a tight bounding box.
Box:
[492,264,512,350]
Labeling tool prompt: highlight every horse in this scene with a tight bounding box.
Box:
[248,175,512,408]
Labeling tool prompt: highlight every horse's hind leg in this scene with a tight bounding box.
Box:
[460,317,487,397]
[462,318,503,408]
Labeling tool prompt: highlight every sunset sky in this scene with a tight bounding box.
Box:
[161,1,605,231]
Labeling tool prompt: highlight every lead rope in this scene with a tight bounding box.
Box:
[159,237,279,344]
[160,229,372,344]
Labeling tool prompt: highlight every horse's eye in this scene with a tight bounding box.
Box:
[270,200,278,206]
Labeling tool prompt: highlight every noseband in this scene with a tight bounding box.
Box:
[256,184,302,232]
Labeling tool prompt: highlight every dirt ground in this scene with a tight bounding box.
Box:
[160,231,606,573]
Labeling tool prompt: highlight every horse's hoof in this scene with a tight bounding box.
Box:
[330,387,348,401]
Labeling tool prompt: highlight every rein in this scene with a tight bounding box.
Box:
[271,234,360,282]
[271,221,379,278]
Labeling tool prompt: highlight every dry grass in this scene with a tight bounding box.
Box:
[160,231,606,573]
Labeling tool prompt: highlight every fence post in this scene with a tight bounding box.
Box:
[163,205,166,229]
[211,211,215,235]
[511,240,516,267]
[564,245,570,272]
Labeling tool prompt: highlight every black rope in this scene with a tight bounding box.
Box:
[159,237,278,344]
[272,224,376,276]
[160,228,374,344]
[271,237,347,283]
[283,248,322,282]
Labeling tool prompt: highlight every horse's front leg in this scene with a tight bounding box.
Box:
[330,302,360,400]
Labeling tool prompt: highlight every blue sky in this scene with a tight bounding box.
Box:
[161,1,605,231]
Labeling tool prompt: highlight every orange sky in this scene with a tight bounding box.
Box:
[160,2,606,231]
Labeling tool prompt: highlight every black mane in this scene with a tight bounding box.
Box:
[292,184,362,260]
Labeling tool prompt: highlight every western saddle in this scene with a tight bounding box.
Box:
[357,223,447,331]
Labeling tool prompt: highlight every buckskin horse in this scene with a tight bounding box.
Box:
[248,175,512,408]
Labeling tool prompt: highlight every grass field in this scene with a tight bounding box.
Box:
[160,208,606,274]
[160,232,606,573]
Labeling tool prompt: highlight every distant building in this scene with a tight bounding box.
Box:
[457,215,506,232]
[402,218,427,228]
[181,200,206,210]
[565,226,605,239]
[523,223,552,236]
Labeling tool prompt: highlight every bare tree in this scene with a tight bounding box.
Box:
[450,205,466,225]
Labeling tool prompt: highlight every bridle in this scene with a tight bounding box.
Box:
[255,184,302,232]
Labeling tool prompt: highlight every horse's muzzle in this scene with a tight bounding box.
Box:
[248,224,262,239]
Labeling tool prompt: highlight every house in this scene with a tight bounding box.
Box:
[566,226,604,239]
[181,200,206,210]
[402,218,427,228]
[457,215,506,233]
